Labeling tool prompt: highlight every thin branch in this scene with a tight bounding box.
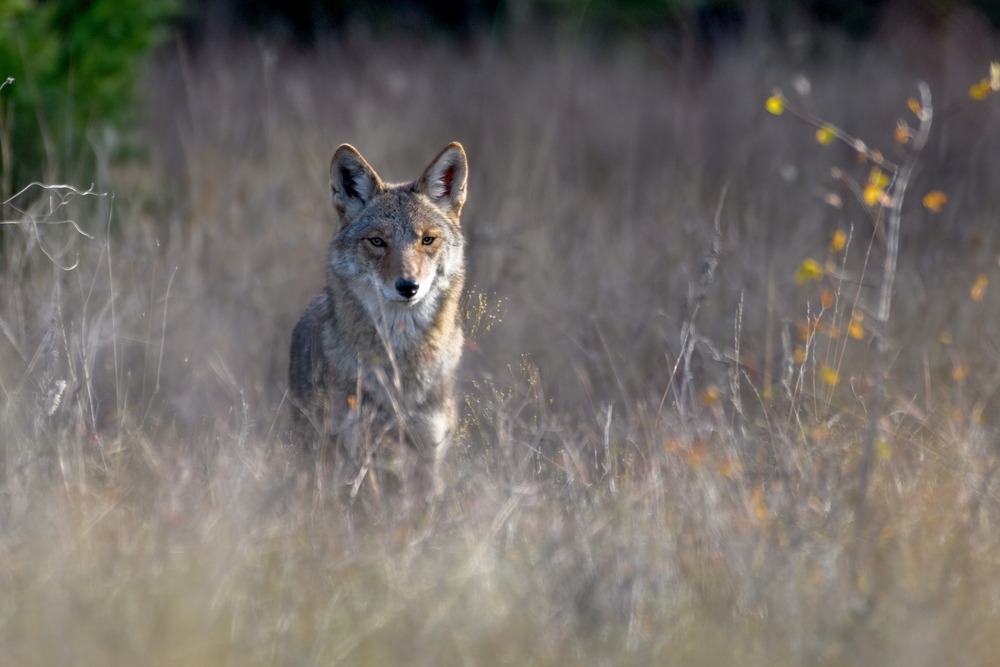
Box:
[2,181,105,207]
[0,217,95,239]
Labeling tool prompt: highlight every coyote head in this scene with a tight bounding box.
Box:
[326,143,467,313]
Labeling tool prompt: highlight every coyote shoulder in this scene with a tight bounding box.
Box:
[288,142,468,497]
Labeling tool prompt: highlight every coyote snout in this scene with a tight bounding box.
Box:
[288,142,469,499]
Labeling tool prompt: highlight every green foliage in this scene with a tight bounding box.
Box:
[0,0,177,194]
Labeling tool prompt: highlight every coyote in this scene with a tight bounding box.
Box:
[288,142,468,498]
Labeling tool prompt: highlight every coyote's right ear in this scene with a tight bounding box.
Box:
[330,145,383,223]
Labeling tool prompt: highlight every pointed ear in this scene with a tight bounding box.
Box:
[330,144,383,223]
[416,142,468,223]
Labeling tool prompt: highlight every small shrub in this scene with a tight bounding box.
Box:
[0,0,177,196]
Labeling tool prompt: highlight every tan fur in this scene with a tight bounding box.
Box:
[289,143,468,499]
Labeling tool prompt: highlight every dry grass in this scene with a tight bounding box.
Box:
[4,12,1000,665]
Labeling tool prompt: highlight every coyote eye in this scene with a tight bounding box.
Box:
[369,237,385,247]
[421,236,435,246]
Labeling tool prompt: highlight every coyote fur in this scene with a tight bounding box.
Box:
[288,142,468,496]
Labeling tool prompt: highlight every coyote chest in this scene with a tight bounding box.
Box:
[289,142,469,477]
[321,283,461,411]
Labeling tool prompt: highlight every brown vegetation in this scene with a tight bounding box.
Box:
[3,13,1000,665]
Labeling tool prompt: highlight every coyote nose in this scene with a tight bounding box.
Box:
[395,279,419,299]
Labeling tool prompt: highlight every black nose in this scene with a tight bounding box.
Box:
[396,279,419,299]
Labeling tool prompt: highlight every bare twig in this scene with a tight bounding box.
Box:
[856,82,932,521]
[660,184,726,424]
[730,291,744,427]
[602,403,615,493]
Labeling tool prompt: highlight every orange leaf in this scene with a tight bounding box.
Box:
[718,457,742,479]
[752,486,768,521]
[699,386,721,406]
[922,191,948,213]
[894,120,909,144]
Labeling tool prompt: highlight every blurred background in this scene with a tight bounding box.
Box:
[3,1,1000,664]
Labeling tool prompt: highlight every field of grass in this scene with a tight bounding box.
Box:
[3,11,1000,665]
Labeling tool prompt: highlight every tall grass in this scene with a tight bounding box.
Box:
[3,13,1000,665]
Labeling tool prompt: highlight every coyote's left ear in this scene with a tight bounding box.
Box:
[416,142,468,223]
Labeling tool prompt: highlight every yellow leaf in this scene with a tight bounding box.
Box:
[795,258,824,283]
[992,61,1000,91]
[766,92,785,115]
[794,346,806,364]
[857,571,870,594]
[848,321,864,339]
[907,98,921,115]
[869,167,890,189]
[815,125,835,145]
[922,191,948,212]
[829,229,846,252]
[863,184,884,206]
[953,363,969,381]
[820,364,840,386]
[939,331,952,345]
[970,79,991,100]
[876,440,892,460]
[971,274,988,302]
[821,289,834,309]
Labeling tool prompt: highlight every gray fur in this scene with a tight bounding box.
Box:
[289,143,469,498]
